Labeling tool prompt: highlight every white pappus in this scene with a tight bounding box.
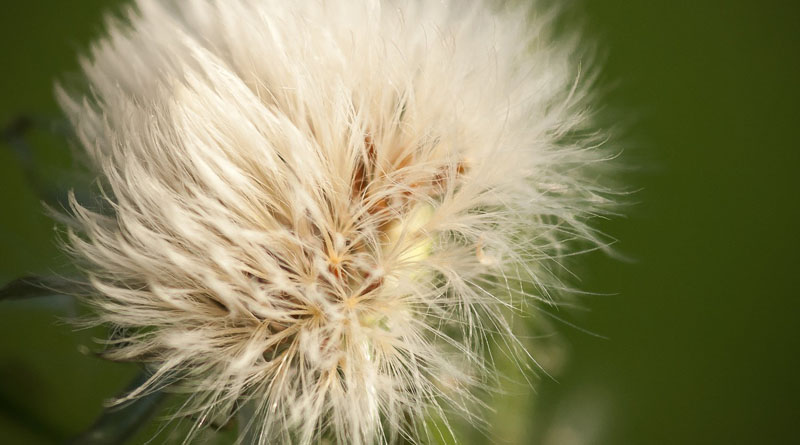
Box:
[56,0,617,443]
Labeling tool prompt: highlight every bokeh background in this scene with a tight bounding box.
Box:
[1,0,798,443]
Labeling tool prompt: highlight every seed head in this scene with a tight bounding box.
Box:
[57,0,616,443]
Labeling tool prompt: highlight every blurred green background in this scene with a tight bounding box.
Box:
[1,0,798,443]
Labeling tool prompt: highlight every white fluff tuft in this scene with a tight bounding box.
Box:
[56,0,615,443]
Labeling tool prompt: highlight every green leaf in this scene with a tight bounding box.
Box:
[67,372,167,445]
[2,114,93,210]
[0,276,78,300]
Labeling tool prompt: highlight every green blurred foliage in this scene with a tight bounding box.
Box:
[1,0,798,443]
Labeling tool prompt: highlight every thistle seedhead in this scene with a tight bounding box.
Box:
[56,0,615,443]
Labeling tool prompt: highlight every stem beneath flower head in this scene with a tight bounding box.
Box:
[236,398,260,445]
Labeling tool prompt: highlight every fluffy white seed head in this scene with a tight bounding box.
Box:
[56,0,615,443]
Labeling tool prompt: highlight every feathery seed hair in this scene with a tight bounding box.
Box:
[57,0,615,443]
